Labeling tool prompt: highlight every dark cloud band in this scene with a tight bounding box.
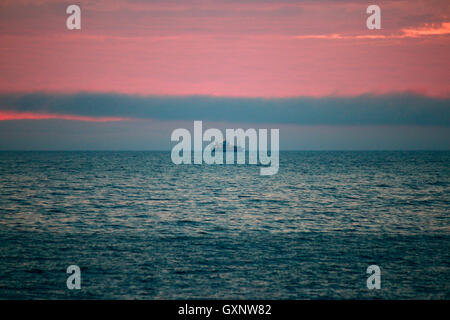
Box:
[0,92,449,126]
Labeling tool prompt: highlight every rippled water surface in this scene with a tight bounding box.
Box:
[0,151,449,299]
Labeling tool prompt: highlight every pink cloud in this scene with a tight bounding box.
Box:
[292,22,450,40]
[402,22,450,37]
[0,0,449,98]
[0,111,132,122]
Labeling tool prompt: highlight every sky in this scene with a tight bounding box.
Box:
[0,0,449,150]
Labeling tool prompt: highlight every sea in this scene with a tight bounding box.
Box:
[0,151,449,299]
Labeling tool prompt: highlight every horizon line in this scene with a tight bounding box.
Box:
[1,149,449,152]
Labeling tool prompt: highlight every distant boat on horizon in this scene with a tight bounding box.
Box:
[212,140,243,154]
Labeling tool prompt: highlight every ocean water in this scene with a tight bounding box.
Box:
[0,151,449,299]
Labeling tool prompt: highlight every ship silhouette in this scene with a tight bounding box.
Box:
[212,140,242,154]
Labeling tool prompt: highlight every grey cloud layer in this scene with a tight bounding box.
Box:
[1,93,449,126]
